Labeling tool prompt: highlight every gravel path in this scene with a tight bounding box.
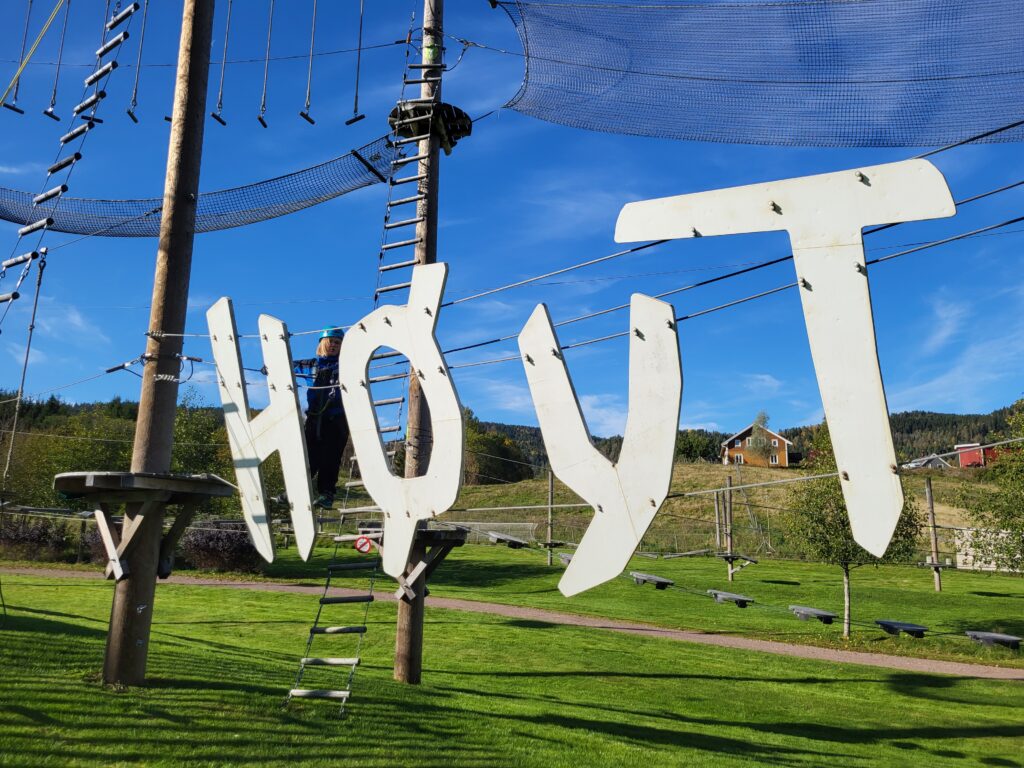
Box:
[4,566,1022,681]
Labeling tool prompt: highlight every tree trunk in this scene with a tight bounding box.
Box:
[842,563,851,639]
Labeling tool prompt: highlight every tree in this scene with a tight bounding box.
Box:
[961,398,1024,570]
[746,410,774,464]
[786,423,922,637]
[675,429,724,462]
[463,409,534,484]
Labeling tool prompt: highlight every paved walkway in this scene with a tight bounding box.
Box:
[4,566,1022,681]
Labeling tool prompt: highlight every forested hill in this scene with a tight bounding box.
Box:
[486,407,1012,468]
[781,407,1012,461]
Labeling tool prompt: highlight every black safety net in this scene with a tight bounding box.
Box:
[0,136,395,237]
[496,0,1024,147]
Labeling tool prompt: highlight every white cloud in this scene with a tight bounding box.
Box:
[5,342,47,366]
[0,163,42,176]
[745,373,782,396]
[34,300,110,345]
[920,295,969,355]
[579,393,626,437]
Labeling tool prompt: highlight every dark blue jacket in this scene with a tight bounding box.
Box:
[293,356,343,420]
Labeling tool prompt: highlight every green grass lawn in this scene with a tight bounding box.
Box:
[258,542,1024,668]
[1,573,1022,767]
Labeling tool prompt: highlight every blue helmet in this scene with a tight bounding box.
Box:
[319,326,345,340]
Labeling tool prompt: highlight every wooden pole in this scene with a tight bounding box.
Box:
[726,476,734,582]
[404,0,443,480]
[546,470,554,566]
[395,0,443,684]
[713,491,721,549]
[103,0,214,687]
[393,536,427,684]
[925,477,942,592]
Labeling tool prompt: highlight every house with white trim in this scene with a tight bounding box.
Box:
[720,423,793,467]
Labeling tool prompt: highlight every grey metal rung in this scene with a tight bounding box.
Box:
[0,292,20,304]
[378,425,402,434]
[326,559,381,571]
[393,134,430,147]
[310,626,367,635]
[96,31,129,58]
[392,154,428,168]
[376,282,412,295]
[320,595,375,606]
[386,450,397,458]
[2,252,38,269]
[384,217,424,230]
[300,657,360,667]
[48,153,81,175]
[371,350,404,361]
[391,112,434,128]
[334,533,383,542]
[106,2,140,31]
[389,173,427,187]
[381,237,421,251]
[73,90,106,115]
[344,480,364,488]
[369,373,406,384]
[18,218,53,237]
[288,689,350,700]
[390,194,426,207]
[379,259,417,273]
[33,186,67,206]
[404,77,442,85]
[84,61,117,87]
[407,63,445,69]
[398,98,437,105]
[60,123,93,145]
[373,397,404,407]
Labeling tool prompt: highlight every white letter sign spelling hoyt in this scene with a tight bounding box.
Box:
[209,159,958,595]
[615,159,955,555]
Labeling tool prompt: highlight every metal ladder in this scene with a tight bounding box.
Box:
[287,533,382,713]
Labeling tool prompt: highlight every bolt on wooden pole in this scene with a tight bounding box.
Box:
[103,0,215,687]
[395,0,443,685]
[925,477,942,592]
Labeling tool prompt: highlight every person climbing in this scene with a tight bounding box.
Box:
[293,327,349,509]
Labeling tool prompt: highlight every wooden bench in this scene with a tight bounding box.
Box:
[487,531,529,549]
[965,631,1021,650]
[875,619,928,638]
[708,589,754,608]
[789,605,837,625]
[630,571,674,590]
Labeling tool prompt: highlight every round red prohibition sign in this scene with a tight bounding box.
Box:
[354,536,373,554]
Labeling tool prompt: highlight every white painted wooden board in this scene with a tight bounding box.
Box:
[518,295,682,596]
[338,264,464,581]
[206,299,316,561]
[615,160,955,556]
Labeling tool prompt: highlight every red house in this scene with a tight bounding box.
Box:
[955,443,998,468]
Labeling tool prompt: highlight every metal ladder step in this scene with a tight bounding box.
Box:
[376,282,411,295]
[310,625,367,635]
[389,173,427,187]
[373,397,405,406]
[406,63,446,70]
[326,559,381,571]
[381,237,421,251]
[393,154,428,169]
[300,657,360,667]
[404,77,442,85]
[344,480,365,488]
[393,134,430,147]
[320,595,375,606]
[289,689,350,700]
[384,216,424,230]
[378,425,402,434]
[389,193,426,206]
[369,372,406,384]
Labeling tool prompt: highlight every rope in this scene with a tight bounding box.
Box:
[301,0,317,115]
[257,0,275,125]
[126,0,148,118]
[44,0,71,116]
[1,0,66,107]
[211,0,231,122]
[2,256,46,487]
[350,0,366,120]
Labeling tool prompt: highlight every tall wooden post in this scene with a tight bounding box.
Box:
[103,0,214,687]
[725,476,734,582]
[713,491,721,548]
[404,0,443,479]
[925,477,942,592]
[395,0,444,684]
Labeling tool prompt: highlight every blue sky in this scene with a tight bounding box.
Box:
[1,0,1023,439]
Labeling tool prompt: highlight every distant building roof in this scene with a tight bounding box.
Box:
[721,423,792,447]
